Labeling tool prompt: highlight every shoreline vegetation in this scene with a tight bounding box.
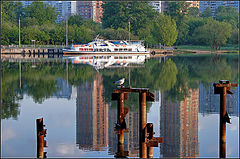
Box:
[2,2,239,51]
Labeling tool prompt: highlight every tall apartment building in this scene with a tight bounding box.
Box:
[76,74,108,151]
[21,1,77,23]
[199,1,239,17]
[149,1,167,13]
[76,1,104,23]
[160,89,199,157]
[50,1,77,23]
[186,1,199,8]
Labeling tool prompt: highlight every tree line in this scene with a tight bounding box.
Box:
[1,1,239,50]
[2,54,238,119]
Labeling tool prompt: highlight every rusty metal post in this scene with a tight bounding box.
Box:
[36,118,47,158]
[118,93,125,126]
[147,147,153,158]
[220,86,227,158]
[139,92,147,158]
[214,80,238,158]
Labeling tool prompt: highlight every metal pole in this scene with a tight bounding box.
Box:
[139,92,147,158]
[66,60,68,86]
[118,93,125,127]
[66,18,68,47]
[19,15,21,47]
[220,87,227,158]
[128,20,130,41]
[19,61,21,89]
[128,68,130,87]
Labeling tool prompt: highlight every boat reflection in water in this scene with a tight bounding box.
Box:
[65,54,148,69]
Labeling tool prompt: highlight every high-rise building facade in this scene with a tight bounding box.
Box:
[160,89,199,157]
[149,1,167,13]
[76,74,108,151]
[199,1,239,17]
[186,1,199,8]
[21,1,77,23]
[76,1,104,23]
[51,1,77,23]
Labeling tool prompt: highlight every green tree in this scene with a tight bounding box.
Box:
[102,1,156,35]
[1,21,19,45]
[201,7,212,18]
[68,15,84,27]
[1,2,23,24]
[23,2,57,25]
[187,7,200,17]
[215,6,239,28]
[192,19,232,50]
[152,14,178,46]
[165,2,190,45]
[185,17,208,44]
[73,24,93,43]
[155,59,178,91]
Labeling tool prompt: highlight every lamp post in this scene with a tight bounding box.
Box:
[66,17,68,47]
[19,15,21,47]
[128,19,130,41]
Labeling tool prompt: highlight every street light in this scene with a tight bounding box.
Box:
[19,15,21,47]
[128,19,130,41]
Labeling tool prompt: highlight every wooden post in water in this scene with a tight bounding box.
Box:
[213,80,238,158]
[36,118,47,158]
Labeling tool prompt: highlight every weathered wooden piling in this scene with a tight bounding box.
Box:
[36,118,47,158]
[213,80,238,158]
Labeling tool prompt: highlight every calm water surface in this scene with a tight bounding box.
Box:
[1,54,239,158]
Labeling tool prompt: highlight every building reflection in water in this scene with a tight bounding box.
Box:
[108,108,140,157]
[160,89,199,157]
[76,74,108,151]
[199,83,239,117]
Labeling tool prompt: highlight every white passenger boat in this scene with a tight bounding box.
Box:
[67,54,147,69]
[63,38,150,58]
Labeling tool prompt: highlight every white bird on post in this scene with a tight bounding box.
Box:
[114,78,125,88]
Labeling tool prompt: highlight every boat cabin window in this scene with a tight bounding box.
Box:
[124,48,127,51]
[79,48,83,51]
[128,56,132,59]
[128,49,132,51]
[95,49,98,52]
[89,48,93,51]
[114,48,118,51]
[119,56,123,59]
[119,48,123,51]
[124,56,127,59]
[114,56,118,59]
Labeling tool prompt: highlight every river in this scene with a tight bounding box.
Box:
[1,54,239,158]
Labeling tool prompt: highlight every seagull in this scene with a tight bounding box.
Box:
[114,78,125,86]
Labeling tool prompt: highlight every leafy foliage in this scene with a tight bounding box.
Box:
[192,19,232,50]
